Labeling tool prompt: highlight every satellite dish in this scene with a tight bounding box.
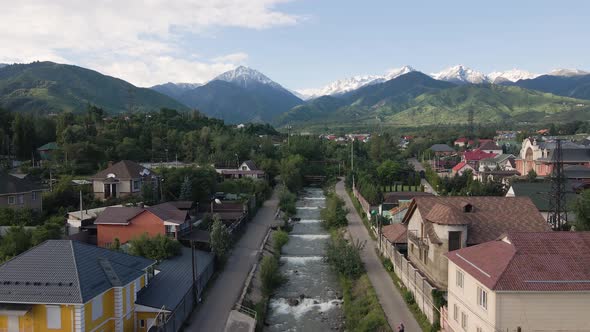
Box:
[214,198,222,205]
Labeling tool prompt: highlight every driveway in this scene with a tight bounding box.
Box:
[336,179,421,331]
[185,189,279,331]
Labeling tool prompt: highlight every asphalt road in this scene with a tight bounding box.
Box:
[185,189,279,331]
[408,157,437,195]
[336,179,421,331]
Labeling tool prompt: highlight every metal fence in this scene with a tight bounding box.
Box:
[149,256,215,332]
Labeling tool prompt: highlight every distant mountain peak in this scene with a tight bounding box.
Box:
[213,65,281,89]
[432,65,488,84]
[296,65,418,99]
[488,69,538,83]
[548,68,590,77]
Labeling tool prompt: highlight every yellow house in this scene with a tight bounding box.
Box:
[0,240,155,332]
[445,232,590,332]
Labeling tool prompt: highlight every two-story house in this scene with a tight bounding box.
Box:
[515,138,590,177]
[95,202,190,247]
[0,173,43,211]
[446,232,590,332]
[402,196,550,289]
[0,240,155,332]
[216,160,265,180]
[90,160,152,200]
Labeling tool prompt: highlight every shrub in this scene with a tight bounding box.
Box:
[273,229,289,253]
[279,190,297,217]
[326,234,364,279]
[260,255,283,296]
[320,194,348,229]
[128,233,182,261]
[210,216,231,262]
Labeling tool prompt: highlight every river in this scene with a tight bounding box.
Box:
[265,187,344,331]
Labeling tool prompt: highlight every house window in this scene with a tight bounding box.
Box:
[92,293,103,321]
[453,304,458,321]
[449,231,462,251]
[477,286,488,310]
[140,319,146,328]
[17,194,24,204]
[8,196,16,205]
[165,225,175,237]
[461,312,468,330]
[456,269,464,288]
[46,305,61,329]
[133,180,141,192]
[32,191,38,201]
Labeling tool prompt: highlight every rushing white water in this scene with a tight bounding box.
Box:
[298,219,322,224]
[280,256,324,265]
[268,298,343,319]
[289,234,330,240]
[296,206,320,210]
[303,197,326,200]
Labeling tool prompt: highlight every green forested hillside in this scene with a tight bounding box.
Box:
[0,62,188,114]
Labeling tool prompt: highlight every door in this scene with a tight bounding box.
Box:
[111,184,118,198]
[8,315,19,332]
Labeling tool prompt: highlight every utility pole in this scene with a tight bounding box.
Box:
[351,139,355,188]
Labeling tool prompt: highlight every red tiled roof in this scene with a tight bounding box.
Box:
[452,161,470,172]
[463,150,497,161]
[447,232,590,291]
[382,223,407,244]
[454,137,469,143]
[405,197,550,244]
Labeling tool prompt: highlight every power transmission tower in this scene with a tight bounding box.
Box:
[547,139,568,230]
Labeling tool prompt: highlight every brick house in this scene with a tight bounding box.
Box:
[515,138,590,177]
[95,202,190,247]
[446,232,590,332]
[402,196,550,289]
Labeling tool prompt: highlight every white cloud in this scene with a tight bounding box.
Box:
[0,0,299,86]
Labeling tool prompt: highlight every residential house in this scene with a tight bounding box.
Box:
[445,232,590,332]
[515,138,590,176]
[402,196,550,289]
[37,142,59,161]
[90,160,152,200]
[430,144,455,156]
[477,141,502,155]
[380,223,408,252]
[453,137,469,148]
[379,191,433,219]
[462,150,497,169]
[95,202,190,247]
[477,154,516,172]
[505,181,578,224]
[451,162,475,176]
[0,240,155,332]
[135,247,215,332]
[453,138,494,148]
[0,173,43,211]
[216,160,265,180]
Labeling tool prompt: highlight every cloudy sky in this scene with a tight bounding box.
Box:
[2,0,589,90]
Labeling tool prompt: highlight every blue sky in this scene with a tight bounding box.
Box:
[1,0,589,89]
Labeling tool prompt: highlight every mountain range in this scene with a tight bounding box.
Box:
[0,61,588,128]
[0,61,187,114]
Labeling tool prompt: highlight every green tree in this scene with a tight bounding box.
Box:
[0,226,32,262]
[128,234,181,261]
[573,189,590,231]
[31,219,63,245]
[210,215,231,262]
[179,176,192,200]
[320,193,348,229]
[377,160,402,186]
[527,169,538,182]
[279,154,305,192]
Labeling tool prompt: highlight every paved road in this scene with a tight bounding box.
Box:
[185,189,279,331]
[336,179,421,331]
[408,157,437,195]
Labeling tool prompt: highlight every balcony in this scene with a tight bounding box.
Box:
[408,230,429,249]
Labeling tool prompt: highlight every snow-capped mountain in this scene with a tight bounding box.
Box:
[297,65,416,99]
[213,65,283,90]
[548,68,590,77]
[488,69,538,83]
[432,65,488,84]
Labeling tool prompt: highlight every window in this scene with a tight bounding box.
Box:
[477,327,483,332]
[477,286,488,310]
[453,304,458,321]
[456,269,464,288]
[46,305,61,329]
[165,225,175,237]
[422,248,428,264]
[92,293,103,321]
[8,196,16,205]
[32,191,38,201]
[449,231,462,251]
[461,312,468,330]
[140,319,146,328]
[133,180,141,191]
[17,194,24,204]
